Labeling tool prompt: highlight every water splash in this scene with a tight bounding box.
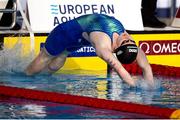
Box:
[135,78,162,91]
[0,42,34,74]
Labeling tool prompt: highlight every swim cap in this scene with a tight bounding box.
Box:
[115,44,138,64]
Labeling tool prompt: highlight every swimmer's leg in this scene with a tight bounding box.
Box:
[25,48,52,75]
[47,50,69,73]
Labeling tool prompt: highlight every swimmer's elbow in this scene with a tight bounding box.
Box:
[95,48,111,59]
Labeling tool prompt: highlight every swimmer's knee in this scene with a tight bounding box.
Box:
[48,64,61,72]
[47,56,67,72]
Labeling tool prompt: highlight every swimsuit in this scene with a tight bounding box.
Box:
[77,14,125,39]
[45,14,125,56]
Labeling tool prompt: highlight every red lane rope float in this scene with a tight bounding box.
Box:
[123,63,180,77]
[0,85,179,118]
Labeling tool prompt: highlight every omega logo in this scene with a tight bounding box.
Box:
[139,40,180,55]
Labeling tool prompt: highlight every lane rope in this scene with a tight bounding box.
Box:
[0,85,179,118]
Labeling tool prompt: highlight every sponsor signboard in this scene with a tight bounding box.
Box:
[40,43,96,57]
[27,0,143,32]
[3,33,180,68]
[3,36,107,71]
[132,34,180,67]
[139,40,180,55]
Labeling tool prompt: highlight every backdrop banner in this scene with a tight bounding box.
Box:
[27,0,144,33]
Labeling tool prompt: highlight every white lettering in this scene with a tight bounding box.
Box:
[153,43,161,53]
[171,43,177,53]
[76,47,95,53]
[90,47,95,52]
[161,43,171,53]
[129,49,137,53]
[153,42,179,54]
[139,42,150,54]
[77,48,83,52]
[139,41,180,55]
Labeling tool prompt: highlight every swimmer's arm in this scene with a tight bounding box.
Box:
[136,48,154,86]
[96,47,136,87]
[89,32,135,86]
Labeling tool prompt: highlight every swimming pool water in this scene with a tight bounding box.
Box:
[0,71,179,119]
[0,95,157,119]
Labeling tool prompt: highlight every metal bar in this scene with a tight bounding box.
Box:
[0,0,17,30]
[0,9,16,13]
[170,0,176,19]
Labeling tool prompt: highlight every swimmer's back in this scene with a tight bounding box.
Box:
[76,14,125,39]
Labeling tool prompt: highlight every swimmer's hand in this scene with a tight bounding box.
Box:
[135,79,160,90]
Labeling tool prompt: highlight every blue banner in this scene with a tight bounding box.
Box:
[40,43,97,57]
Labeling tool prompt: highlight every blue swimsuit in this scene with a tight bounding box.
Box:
[45,14,125,56]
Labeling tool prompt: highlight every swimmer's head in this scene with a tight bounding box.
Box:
[115,39,138,64]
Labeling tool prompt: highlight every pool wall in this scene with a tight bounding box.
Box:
[2,32,180,71]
